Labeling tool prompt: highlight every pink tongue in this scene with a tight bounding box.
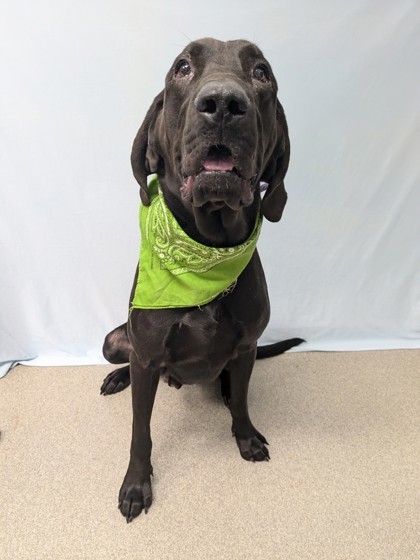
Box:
[203,157,234,171]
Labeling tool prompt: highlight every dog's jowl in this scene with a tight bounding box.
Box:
[101,38,303,522]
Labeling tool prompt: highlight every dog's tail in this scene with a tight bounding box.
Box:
[256,338,305,359]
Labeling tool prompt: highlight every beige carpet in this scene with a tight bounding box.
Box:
[0,350,419,560]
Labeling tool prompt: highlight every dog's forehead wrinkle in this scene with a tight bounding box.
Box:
[183,39,257,68]
[187,37,248,50]
[170,39,268,77]
[237,40,265,58]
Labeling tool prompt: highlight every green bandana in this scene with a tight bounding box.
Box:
[131,175,262,309]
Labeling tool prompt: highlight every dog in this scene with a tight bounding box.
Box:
[101,38,303,522]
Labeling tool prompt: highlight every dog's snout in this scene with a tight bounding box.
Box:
[194,81,249,121]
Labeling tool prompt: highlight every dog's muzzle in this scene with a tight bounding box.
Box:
[181,144,254,210]
[187,171,254,211]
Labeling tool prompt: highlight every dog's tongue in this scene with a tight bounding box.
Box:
[203,157,234,172]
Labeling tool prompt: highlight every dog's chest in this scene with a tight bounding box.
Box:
[161,311,246,384]
[162,289,269,385]
[130,253,270,385]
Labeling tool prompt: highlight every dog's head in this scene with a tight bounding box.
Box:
[131,38,289,246]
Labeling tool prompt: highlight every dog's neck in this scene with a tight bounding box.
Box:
[159,177,261,248]
[131,176,262,309]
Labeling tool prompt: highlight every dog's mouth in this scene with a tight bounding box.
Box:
[180,145,254,210]
[202,145,235,172]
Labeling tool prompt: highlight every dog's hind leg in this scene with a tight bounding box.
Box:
[101,323,132,395]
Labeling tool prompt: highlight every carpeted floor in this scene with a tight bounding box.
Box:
[0,350,419,560]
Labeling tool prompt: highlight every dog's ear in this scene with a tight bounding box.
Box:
[131,91,164,205]
[260,100,290,222]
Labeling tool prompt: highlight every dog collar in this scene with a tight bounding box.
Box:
[131,175,262,309]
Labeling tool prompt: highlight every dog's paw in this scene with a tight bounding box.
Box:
[118,472,153,522]
[100,366,130,395]
[233,429,270,462]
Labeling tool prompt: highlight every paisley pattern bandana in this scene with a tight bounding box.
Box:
[131,175,262,309]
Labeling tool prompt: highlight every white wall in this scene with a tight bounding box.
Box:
[1,0,419,376]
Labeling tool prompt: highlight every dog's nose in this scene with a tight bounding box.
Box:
[194,81,250,121]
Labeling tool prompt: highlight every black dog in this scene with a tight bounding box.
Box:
[102,38,303,522]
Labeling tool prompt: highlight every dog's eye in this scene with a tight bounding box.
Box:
[175,60,191,78]
[253,65,270,83]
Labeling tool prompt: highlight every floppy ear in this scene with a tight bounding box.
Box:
[131,91,164,205]
[260,100,290,222]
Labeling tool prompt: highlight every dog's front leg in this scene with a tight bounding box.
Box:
[118,351,159,522]
[227,348,270,462]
